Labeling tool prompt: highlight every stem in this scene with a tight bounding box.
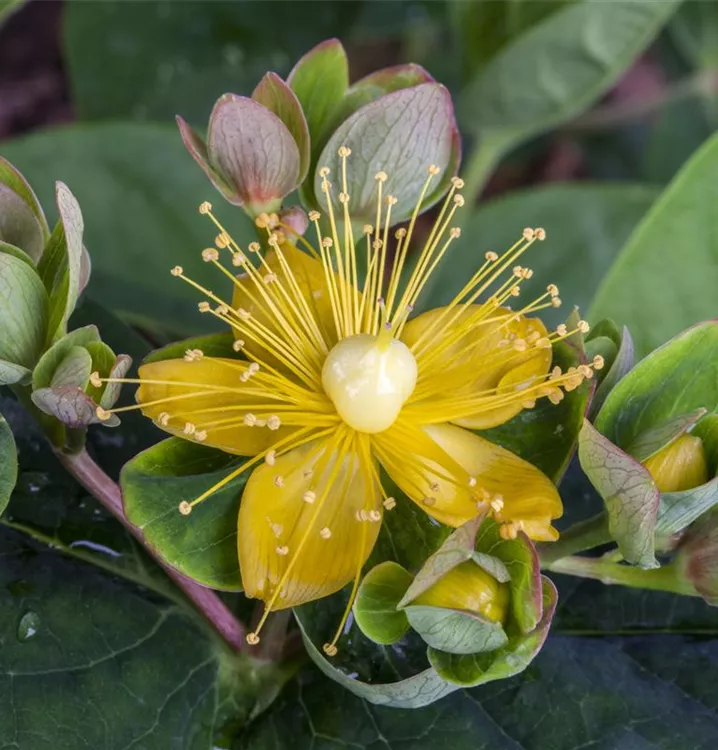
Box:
[546,555,699,597]
[55,448,248,653]
[538,513,613,566]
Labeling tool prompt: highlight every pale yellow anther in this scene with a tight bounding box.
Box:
[89,371,102,388]
[308,210,321,222]
[171,265,183,276]
[372,239,383,251]
[368,509,381,522]
[510,286,521,297]
[216,304,229,316]
[490,495,504,514]
[319,527,332,539]
[246,632,260,645]
[383,497,397,510]
[362,224,373,235]
[593,355,605,370]
[243,413,257,427]
[198,301,211,313]
[522,227,535,240]
[551,365,563,379]
[548,388,564,405]
[322,237,333,248]
[536,337,552,349]
[375,171,388,182]
[179,501,192,516]
[183,422,196,435]
[232,339,244,352]
[500,523,519,540]
[158,412,170,427]
[578,364,594,379]
[96,406,111,422]
[450,175,464,187]
[577,320,590,334]
[355,509,369,522]
[323,643,338,657]
[430,164,442,176]
[238,308,251,320]
[453,194,465,207]
[198,201,212,214]
[248,242,261,253]
[338,145,352,157]
[556,324,568,337]
[202,247,219,262]
[274,476,285,488]
[423,496,436,507]
[195,430,207,442]
[230,252,245,268]
[485,251,499,262]
[265,450,276,466]
[248,362,260,374]
[319,167,330,178]
[339,192,350,204]
[215,232,230,248]
[276,545,289,556]
[302,490,316,504]
[450,227,461,239]
[267,415,281,431]
[513,338,527,352]
[551,297,562,308]
[521,398,536,409]
[535,227,546,241]
[547,284,559,297]
[263,273,278,285]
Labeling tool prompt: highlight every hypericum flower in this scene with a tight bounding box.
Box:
[95,149,600,655]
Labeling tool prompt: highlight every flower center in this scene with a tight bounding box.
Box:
[321,333,418,433]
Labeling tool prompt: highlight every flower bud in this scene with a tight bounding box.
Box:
[412,560,509,624]
[642,434,708,493]
[676,513,718,605]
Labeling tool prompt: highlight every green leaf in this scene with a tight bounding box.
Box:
[657,478,718,538]
[315,84,458,223]
[579,419,660,568]
[32,325,100,390]
[419,183,658,328]
[0,156,48,260]
[0,360,31,386]
[143,331,237,364]
[253,72,311,184]
[459,0,679,171]
[353,561,412,645]
[626,408,707,463]
[0,412,17,516]
[595,322,718,450]
[477,339,590,483]
[592,130,718,357]
[49,345,92,388]
[587,322,634,419]
[121,437,245,590]
[0,252,49,373]
[405,605,508,655]
[1,123,256,336]
[31,386,118,429]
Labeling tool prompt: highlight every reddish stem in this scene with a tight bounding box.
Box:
[55,448,247,652]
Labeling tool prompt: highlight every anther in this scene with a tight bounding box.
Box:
[490,495,504,514]
[255,213,270,229]
[263,273,278,284]
[323,643,338,657]
[194,430,207,442]
[578,364,594,379]
[556,324,568,337]
[216,304,229,316]
[536,337,552,349]
[202,247,219,262]
[265,450,276,466]
[513,338,527,352]
[232,339,244,352]
[198,201,212,214]
[273,476,285,488]
[450,227,461,239]
[593,355,605,370]
[276,545,289,556]
[171,265,183,276]
[450,175,464,187]
[375,171,388,183]
[423,496,436,507]
[96,406,111,421]
[368,509,381,522]
[386,195,398,207]
[198,301,211,313]
[302,490,316,504]
[338,192,349,204]
[500,523,519,541]
[577,320,590,334]
[362,224,373,235]
[308,210,321,222]
[430,165,442,176]
[383,497,396,510]
[551,297,562,308]
[215,232,230,249]
[246,632,260,645]
[322,237,333,248]
[237,308,251,320]
[485,251,499,262]
[179,501,192,516]
[319,167,330,178]
[243,413,257,427]
[183,422,196,435]
[248,242,261,253]
[319,527,332,539]
[453,194,465,207]
[267,415,281,431]
[372,239,383,251]
[89,371,102,388]
[231,252,247,266]
[522,227,535,240]
[547,284,559,297]
[158,412,170,426]
[535,227,546,241]
[337,145,352,157]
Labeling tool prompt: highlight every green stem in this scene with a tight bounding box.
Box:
[546,555,699,597]
[538,513,613,566]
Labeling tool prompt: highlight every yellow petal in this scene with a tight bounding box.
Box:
[238,436,381,609]
[402,304,551,429]
[231,242,341,362]
[643,434,709,493]
[137,357,295,455]
[378,421,561,540]
[413,561,510,623]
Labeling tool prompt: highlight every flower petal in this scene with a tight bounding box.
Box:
[238,436,381,609]
[402,304,551,429]
[377,421,561,540]
[137,357,295,455]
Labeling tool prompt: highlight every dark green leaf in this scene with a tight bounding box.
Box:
[353,561,412,645]
[592,131,718,357]
[1,123,256,336]
[588,323,634,419]
[143,331,237,364]
[121,437,245,590]
[406,605,507,655]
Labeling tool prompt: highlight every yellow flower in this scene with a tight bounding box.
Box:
[95,149,599,655]
[643,434,708,492]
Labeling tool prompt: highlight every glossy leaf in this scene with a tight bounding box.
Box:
[579,419,660,568]
[592,131,718,356]
[405,605,508,655]
[353,561,412,646]
[626,408,707,463]
[657,478,718,538]
[0,156,48,260]
[121,437,246,590]
[32,325,100,389]
[587,322,635,419]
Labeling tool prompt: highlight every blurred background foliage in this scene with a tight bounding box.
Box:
[3,1,718,748]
